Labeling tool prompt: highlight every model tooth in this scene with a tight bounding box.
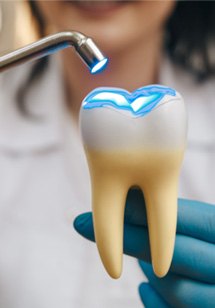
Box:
[80,85,187,279]
[88,163,128,278]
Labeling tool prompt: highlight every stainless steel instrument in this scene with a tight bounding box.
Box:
[0,31,108,74]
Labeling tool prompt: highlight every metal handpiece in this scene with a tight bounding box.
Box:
[0,31,108,74]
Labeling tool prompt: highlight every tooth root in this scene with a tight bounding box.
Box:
[140,151,182,277]
[143,185,177,277]
[87,151,128,279]
[92,178,127,279]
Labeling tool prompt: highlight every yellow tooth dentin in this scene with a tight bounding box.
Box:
[85,148,184,278]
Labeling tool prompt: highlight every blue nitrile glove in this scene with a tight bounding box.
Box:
[74,189,215,307]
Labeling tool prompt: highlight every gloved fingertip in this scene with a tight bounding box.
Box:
[138,282,150,297]
[73,212,95,241]
[138,282,148,306]
[73,212,92,232]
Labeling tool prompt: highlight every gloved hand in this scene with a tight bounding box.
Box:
[74,189,215,308]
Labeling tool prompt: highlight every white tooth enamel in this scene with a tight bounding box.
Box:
[80,86,187,279]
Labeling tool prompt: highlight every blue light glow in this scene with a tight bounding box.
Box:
[83,85,176,117]
[91,58,108,74]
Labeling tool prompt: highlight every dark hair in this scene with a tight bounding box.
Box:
[17,1,215,112]
[166,1,215,81]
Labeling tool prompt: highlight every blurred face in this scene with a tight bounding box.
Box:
[37,0,176,54]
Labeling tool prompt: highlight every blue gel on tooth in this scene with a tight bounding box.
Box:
[83,85,176,117]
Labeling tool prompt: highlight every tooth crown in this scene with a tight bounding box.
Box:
[81,85,187,151]
[80,85,187,279]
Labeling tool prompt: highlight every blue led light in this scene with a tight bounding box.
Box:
[83,85,176,117]
[91,58,108,74]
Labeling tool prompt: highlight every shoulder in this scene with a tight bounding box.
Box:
[160,56,215,104]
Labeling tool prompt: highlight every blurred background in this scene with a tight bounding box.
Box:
[0,0,37,54]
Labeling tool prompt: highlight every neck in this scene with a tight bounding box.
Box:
[62,30,163,123]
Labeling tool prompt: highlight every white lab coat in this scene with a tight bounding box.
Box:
[0,56,214,308]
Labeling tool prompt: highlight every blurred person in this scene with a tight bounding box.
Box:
[0,1,214,307]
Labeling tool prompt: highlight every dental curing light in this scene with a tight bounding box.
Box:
[91,58,108,74]
[0,31,108,74]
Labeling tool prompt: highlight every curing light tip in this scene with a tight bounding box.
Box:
[91,58,108,74]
